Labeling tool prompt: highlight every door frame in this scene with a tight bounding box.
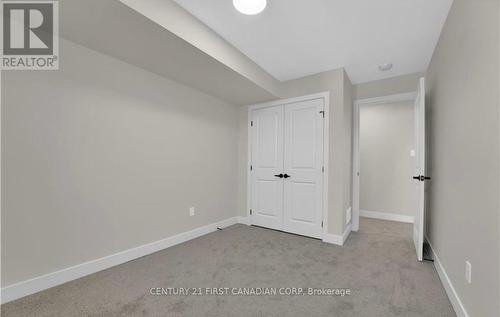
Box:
[247,92,330,239]
[352,92,417,232]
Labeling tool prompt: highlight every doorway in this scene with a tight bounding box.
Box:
[352,78,427,261]
[247,93,329,239]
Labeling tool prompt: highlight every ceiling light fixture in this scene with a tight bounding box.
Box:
[378,63,393,72]
[233,0,267,15]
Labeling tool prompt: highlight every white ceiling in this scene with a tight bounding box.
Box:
[174,0,453,84]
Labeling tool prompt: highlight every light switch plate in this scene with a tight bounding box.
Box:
[465,261,472,284]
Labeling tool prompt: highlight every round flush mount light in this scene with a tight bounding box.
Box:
[233,0,267,15]
[378,63,393,72]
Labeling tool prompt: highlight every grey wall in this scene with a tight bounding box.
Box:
[426,0,499,316]
[354,73,423,100]
[59,0,277,106]
[1,39,239,287]
[360,101,416,217]
[120,0,283,97]
[2,24,355,291]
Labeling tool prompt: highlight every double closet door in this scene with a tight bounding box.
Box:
[250,98,325,239]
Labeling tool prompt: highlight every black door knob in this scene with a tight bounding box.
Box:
[413,175,432,181]
[283,174,291,178]
[274,174,284,178]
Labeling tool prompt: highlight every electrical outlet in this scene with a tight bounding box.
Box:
[189,207,195,217]
[465,261,472,284]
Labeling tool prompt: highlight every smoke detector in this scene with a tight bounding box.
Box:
[378,63,393,72]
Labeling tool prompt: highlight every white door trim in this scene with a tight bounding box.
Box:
[247,92,330,240]
[352,92,416,232]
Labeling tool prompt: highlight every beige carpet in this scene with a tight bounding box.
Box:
[1,218,455,316]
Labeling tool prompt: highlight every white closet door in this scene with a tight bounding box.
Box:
[250,105,284,231]
[283,99,324,238]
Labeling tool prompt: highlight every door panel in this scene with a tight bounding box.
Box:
[289,107,316,168]
[413,78,426,261]
[290,182,316,223]
[255,179,280,217]
[251,106,284,230]
[258,113,280,167]
[283,99,324,238]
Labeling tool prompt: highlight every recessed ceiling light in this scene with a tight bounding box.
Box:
[379,63,393,72]
[233,0,267,15]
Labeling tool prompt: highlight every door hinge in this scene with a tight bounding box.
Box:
[250,165,253,171]
[250,209,253,215]
[251,121,254,127]
[322,166,325,173]
[319,110,325,118]
[321,221,323,228]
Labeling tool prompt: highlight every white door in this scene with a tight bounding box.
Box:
[413,77,427,261]
[250,105,284,231]
[283,99,324,238]
[250,98,325,239]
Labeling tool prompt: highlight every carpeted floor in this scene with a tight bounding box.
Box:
[1,218,455,317]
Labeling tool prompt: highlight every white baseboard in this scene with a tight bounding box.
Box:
[342,223,353,243]
[426,237,470,317]
[360,210,414,223]
[237,216,250,225]
[323,223,352,246]
[0,217,239,304]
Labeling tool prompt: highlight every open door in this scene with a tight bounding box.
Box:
[413,77,427,261]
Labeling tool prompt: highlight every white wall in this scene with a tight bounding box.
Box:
[426,0,499,316]
[360,101,416,217]
[1,38,239,287]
